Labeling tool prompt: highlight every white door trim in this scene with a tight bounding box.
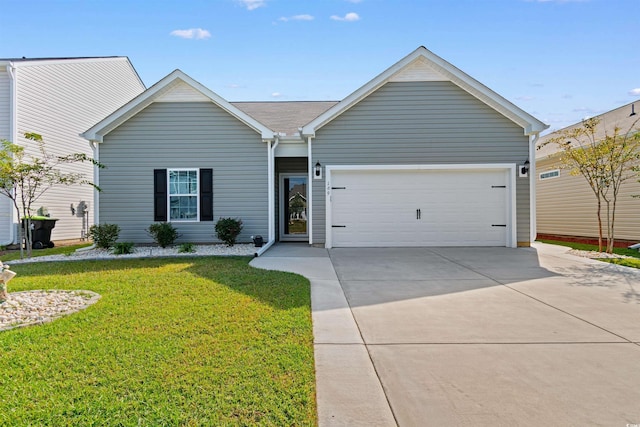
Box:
[325,164,517,248]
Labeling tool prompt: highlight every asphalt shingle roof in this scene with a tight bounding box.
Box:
[232,101,338,136]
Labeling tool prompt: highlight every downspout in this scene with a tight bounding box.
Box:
[76,139,100,253]
[255,135,279,257]
[1,63,17,246]
[529,133,540,244]
[307,135,313,245]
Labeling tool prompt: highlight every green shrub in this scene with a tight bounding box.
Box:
[215,217,243,246]
[88,223,120,249]
[147,222,180,248]
[178,242,196,253]
[113,242,135,255]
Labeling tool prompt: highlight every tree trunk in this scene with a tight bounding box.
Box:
[596,197,603,252]
[607,198,617,254]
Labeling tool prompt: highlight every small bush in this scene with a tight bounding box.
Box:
[89,223,120,249]
[178,242,196,253]
[147,222,180,248]
[215,217,243,246]
[113,242,135,255]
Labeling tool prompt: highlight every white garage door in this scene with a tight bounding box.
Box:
[329,168,512,247]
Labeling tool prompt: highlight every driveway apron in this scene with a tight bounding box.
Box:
[253,243,640,426]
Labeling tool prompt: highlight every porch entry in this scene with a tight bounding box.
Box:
[279,174,308,241]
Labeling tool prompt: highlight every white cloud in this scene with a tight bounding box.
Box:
[271,92,282,98]
[170,28,211,40]
[279,14,314,22]
[237,0,266,10]
[629,88,640,96]
[330,12,360,21]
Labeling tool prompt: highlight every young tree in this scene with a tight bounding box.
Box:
[0,132,102,258]
[539,117,640,253]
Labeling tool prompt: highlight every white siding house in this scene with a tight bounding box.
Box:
[0,57,145,245]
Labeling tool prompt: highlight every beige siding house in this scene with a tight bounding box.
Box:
[536,101,640,244]
[0,57,145,245]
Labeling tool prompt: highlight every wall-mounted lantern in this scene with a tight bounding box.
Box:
[314,161,322,180]
[519,160,530,178]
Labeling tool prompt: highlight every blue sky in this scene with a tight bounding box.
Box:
[1,0,638,133]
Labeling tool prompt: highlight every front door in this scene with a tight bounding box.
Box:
[280,174,308,241]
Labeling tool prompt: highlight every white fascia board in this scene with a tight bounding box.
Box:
[302,46,548,137]
[82,69,275,142]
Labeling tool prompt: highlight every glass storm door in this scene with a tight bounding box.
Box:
[280,175,308,241]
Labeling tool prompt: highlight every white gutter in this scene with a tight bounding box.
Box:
[529,133,540,244]
[256,135,279,256]
[1,63,17,246]
[90,140,100,227]
[73,140,101,253]
[307,135,313,245]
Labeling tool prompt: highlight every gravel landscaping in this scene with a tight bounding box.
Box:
[8,243,258,264]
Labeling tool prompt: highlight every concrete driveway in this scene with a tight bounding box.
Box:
[251,243,640,426]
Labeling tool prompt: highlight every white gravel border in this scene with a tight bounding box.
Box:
[8,243,258,264]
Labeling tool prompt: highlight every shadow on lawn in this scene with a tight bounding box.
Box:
[8,256,310,311]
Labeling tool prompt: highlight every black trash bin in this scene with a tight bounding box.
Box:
[22,217,58,249]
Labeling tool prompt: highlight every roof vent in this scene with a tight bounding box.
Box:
[631,104,637,117]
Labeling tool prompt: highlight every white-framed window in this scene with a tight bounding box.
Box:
[168,169,199,221]
[539,169,560,180]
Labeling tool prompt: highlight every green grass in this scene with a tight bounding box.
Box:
[0,243,93,262]
[602,258,640,269]
[538,239,640,269]
[0,257,316,426]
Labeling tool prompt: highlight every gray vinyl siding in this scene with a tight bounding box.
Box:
[99,102,268,243]
[11,58,144,241]
[311,81,530,244]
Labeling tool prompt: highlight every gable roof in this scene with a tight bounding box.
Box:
[233,101,337,137]
[82,69,275,142]
[536,100,640,159]
[301,46,548,137]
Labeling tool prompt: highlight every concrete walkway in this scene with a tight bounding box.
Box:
[251,243,640,426]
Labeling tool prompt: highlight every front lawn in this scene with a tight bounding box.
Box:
[0,257,316,426]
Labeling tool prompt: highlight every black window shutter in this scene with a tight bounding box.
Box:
[200,168,213,221]
[154,169,167,222]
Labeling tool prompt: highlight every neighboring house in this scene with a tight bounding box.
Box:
[536,101,640,244]
[82,46,547,249]
[0,57,145,245]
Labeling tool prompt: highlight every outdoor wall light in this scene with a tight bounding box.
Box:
[520,160,530,176]
[314,161,322,180]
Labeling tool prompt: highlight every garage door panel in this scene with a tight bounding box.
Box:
[330,168,510,247]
